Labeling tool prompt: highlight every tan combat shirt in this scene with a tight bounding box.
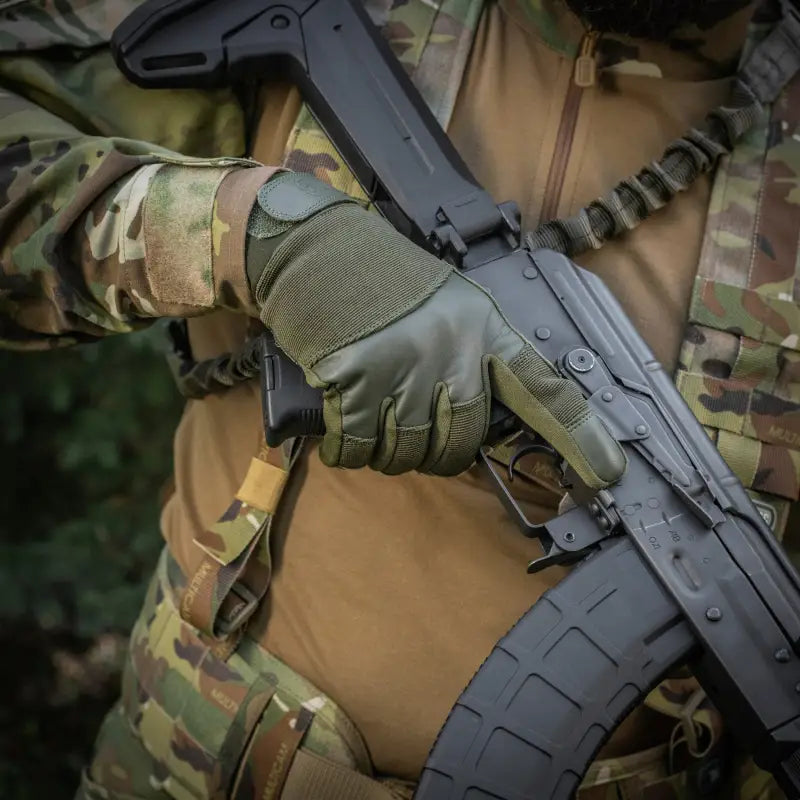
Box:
[162,0,753,780]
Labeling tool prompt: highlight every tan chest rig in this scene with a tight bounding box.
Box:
[167,1,800,798]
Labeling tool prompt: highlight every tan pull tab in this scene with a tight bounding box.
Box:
[236,457,288,513]
[574,31,600,88]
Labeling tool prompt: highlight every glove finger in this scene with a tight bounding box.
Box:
[424,384,489,477]
[418,383,451,473]
[369,397,397,472]
[318,386,377,468]
[488,347,626,489]
[370,397,431,475]
[383,424,432,474]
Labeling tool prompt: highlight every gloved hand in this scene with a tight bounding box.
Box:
[246,172,625,487]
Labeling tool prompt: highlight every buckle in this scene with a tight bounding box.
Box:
[216,580,259,637]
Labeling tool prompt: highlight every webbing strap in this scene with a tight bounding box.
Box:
[282,749,404,800]
[643,676,723,758]
[526,0,800,258]
[179,439,298,648]
[232,706,316,800]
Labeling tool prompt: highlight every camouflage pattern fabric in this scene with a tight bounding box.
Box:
[0,1,264,350]
[667,11,799,795]
[674,3,800,531]
[2,0,798,798]
[282,0,484,189]
[78,548,380,800]
[578,750,782,800]
[578,743,726,800]
[575,678,783,799]
[0,0,144,51]
[506,0,750,77]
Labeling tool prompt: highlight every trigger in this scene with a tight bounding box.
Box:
[507,440,559,483]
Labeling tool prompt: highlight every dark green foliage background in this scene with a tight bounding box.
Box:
[0,327,184,798]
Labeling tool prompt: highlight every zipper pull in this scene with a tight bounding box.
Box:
[574,31,600,88]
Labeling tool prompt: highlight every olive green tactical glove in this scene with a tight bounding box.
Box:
[246,172,626,487]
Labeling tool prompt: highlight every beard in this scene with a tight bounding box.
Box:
[563,0,751,40]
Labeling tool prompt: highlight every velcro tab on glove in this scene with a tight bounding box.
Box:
[257,171,354,223]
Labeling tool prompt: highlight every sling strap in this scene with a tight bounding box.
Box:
[741,0,800,103]
[526,0,800,257]
[166,320,263,400]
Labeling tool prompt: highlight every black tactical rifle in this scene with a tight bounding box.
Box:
[112,1,800,796]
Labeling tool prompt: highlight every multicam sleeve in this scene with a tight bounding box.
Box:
[0,86,274,349]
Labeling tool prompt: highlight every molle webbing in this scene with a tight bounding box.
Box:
[675,52,800,533]
[526,0,800,258]
[121,551,395,800]
[281,750,409,799]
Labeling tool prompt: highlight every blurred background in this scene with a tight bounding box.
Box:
[0,326,184,799]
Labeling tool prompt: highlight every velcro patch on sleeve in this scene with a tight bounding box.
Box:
[143,164,232,308]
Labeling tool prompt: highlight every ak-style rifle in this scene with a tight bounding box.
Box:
[112,2,800,796]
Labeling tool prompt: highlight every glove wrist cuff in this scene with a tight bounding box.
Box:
[246,172,358,300]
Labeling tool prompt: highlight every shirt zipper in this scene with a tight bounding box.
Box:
[539,31,600,224]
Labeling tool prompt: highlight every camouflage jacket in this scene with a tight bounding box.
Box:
[0,0,271,349]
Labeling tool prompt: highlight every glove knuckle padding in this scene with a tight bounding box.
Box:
[259,206,451,366]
